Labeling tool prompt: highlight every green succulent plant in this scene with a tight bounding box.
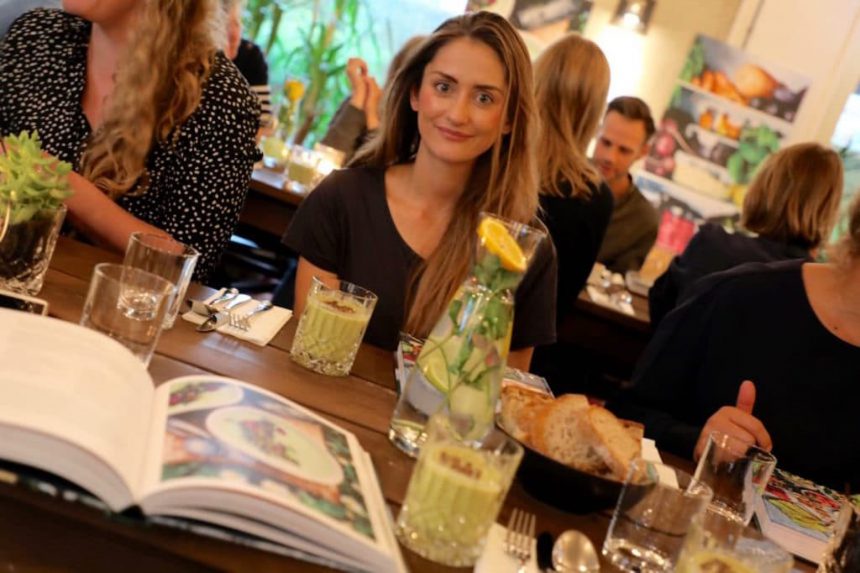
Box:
[0,131,73,226]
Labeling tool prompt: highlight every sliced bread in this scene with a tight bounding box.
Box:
[578,406,642,480]
[530,394,606,474]
[499,385,553,442]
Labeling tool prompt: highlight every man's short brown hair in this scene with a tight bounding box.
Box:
[606,96,656,141]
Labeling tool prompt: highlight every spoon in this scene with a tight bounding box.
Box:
[552,530,600,573]
[537,530,600,572]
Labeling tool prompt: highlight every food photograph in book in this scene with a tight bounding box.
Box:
[160,379,375,540]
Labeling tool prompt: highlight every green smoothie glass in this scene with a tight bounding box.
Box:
[290,277,377,376]
[396,411,523,567]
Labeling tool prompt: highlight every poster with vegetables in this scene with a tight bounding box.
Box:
[642,35,811,218]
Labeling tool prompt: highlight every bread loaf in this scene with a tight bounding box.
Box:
[499,389,642,480]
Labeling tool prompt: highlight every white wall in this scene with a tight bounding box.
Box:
[582,0,742,122]
[727,0,860,145]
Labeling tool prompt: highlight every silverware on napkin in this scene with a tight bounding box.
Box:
[195,294,251,332]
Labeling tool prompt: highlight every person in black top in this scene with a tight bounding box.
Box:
[0,3,260,281]
[284,12,557,367]
[532,33,614,318]
[649,143,843,326]
[610,194,860,490]
[527,34,613,391]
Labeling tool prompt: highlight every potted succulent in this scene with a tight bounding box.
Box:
[0,131,72,295]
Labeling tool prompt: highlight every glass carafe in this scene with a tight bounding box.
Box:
[388,213,546,457]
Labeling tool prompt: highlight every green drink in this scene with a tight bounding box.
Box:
[290,278,377,376]
[396,413,522,567]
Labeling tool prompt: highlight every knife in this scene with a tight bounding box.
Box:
[195,294,251,332]
[188,287,239,316]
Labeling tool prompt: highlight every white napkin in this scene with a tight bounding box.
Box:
[474,522,540,573]
[585,285,635,316]
[182,289,292,346]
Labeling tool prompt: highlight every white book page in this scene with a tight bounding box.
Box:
[139,377,393,568]
[0,310,155,509]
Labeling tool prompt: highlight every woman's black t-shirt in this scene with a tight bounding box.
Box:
[284,167,558,351]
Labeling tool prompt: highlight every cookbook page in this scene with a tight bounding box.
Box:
[0,310,155,509]
[140,376,394,566]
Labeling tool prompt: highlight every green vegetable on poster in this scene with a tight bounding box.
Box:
[680,38,706,82]
[727,125,781,184]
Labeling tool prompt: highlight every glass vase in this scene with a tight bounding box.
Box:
[0,203,66,295]
[389,213,546,457]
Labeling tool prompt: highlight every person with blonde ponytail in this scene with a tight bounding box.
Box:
[528,33,613,392]
[282,11,557,369]
[0,0,260,280]
[533,33,613,316]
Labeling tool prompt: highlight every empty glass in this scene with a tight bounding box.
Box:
[123,232,198,329]
[603,459,713,572]
[693,430,777,524]
[290,277,377,376]
[80,263,175,366]
[395,412,523,567]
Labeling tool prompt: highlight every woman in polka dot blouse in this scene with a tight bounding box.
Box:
[0,1,261,281]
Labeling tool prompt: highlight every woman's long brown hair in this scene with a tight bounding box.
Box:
[534,33,609,198]
[80,0,217,199]
[351,11,539,338]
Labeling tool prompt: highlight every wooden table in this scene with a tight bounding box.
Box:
[0,239,813,573]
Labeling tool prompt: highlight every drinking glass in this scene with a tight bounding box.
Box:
[693,430,777,524]
[395,412,523,567]
[80,263,175,366]
[286,145,321,193]
[290,277,377,376]
[603,459,713,572]
[677,511,794,572]
[123,232,198,329]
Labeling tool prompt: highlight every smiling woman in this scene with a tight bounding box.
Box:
[279,11,557,369]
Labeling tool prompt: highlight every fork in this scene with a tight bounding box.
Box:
[228,301,274,331]
[505,508,536,572]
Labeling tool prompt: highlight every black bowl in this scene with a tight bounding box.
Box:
[499,425,624,514]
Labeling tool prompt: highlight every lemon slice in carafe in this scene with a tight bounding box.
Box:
[478,218,526,273]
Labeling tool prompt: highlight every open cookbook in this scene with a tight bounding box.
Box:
[0,309,405,573]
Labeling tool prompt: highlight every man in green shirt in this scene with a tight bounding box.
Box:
[595,97,659,272]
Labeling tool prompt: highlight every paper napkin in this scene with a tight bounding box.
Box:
[182,289,292,346]
[585,285,636,316]
[474,522,540,573]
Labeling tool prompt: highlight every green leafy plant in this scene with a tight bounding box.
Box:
[244,0,373,145]
[0,131,72,226]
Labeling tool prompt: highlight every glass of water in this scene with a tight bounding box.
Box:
[80,263,175,366]
[603,459,713,572]
[123,232,199,329]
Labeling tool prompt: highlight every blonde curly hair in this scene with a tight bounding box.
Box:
[80,0,217,199]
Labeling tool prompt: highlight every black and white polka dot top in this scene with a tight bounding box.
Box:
[0,9,261,281]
